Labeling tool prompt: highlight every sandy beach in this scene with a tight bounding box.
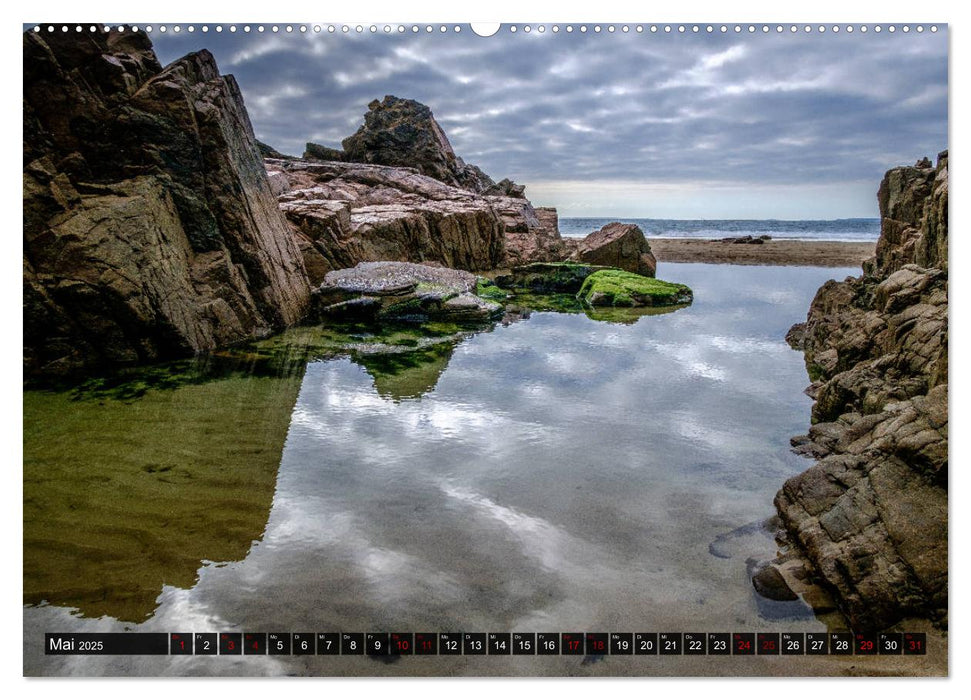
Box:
[646,238,875,267]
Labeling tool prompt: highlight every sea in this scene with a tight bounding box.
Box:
[558,217,880,242]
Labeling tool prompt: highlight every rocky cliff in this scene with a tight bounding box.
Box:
[23,31,310,379]
[777,152,948,631]
[325,95,499,194]
[271,95,574,277]
[267,159,506,284]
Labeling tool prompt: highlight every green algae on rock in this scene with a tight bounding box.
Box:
[494,261,608,294]
[578,269,694,307]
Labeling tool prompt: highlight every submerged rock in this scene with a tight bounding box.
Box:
[568,222,658,277]
[774,151,948,632]
[314,262,502,323]
[751,562,799,601]
[578,270,693,307]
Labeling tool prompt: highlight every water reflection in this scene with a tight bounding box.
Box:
[25,263,877,676]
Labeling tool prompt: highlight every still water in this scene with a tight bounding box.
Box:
[27,263,937,676]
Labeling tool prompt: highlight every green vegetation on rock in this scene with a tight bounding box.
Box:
[577,269,693,307]
[495,262,607,294]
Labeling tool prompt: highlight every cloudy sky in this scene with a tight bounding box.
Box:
[151,26,947,218]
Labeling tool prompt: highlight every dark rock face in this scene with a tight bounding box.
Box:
[256,140,292,159]
[777,151,948,631]
[268,159,505,284]
[569,222,658,277]
[23,31,310,379]
[341,95,498,194]
[304,142,346,161]
[495,262,607,294]
[483,178,526,199]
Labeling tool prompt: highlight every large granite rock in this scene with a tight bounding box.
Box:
[23,31,310,379]
[269,159,506,284]
[568,222,658,277]
[314,261,501,323]
[777,151,948,631]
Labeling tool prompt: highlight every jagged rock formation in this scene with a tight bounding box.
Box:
[269,159,505,284]
[271,95,577,275]
[23,31,310,379]
[339,96,501,194]
[776,151,948,631]
[569,222,658,277]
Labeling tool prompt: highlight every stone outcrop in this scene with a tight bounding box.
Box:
[304,142,346,162]
[775,151,948,631]
[314,261,501,323]
[340,95,500,194]
[568,222,658,277]
[489,198,571,267]
[256,140,292,160]
[266,95,579,277]
[268,159,506,284]
[23,31,310,379]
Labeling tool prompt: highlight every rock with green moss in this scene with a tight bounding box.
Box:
[495,262,608,293]
[315,261,502,323]
[577,269,693,307]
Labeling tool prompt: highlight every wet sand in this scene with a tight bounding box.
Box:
[647,238,875,267]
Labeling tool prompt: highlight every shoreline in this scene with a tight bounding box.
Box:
[640,237,874,267]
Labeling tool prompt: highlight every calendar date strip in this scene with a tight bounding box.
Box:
[46,631,926,656]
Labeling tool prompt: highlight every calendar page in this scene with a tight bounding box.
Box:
[22,19,948,679]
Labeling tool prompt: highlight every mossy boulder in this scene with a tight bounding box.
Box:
[577,269,693,307]
[495,262,608,293]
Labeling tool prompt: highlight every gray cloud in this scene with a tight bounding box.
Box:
[150,27,947,217]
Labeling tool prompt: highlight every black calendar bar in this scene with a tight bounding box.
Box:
[45,633,169,655]
[43,631,928,656]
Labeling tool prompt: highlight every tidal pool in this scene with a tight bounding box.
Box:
[23,263,944,676]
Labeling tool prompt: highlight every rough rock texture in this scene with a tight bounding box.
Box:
[23,31,310,379]
[568,222,658,277]
[777,151,948,631]
[268,159,505,284]
[314,262,501,323]
[341,95,500,194]
[273,96,571,273]
[490,198,571,266]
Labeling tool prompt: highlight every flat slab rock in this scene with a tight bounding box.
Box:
[315,261,501,323]
[323,261,477,295]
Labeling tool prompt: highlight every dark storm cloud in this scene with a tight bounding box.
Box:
[149,26,947,215]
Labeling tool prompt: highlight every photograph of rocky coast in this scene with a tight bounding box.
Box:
[22,25,947,677]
